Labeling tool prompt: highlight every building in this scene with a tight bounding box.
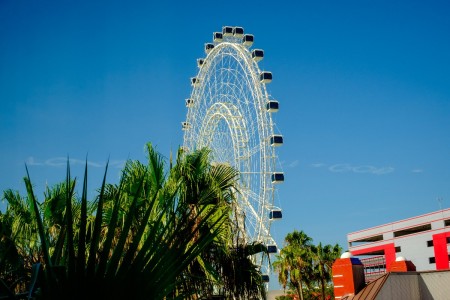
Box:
[332,253,450,300]
[347,208,450,282]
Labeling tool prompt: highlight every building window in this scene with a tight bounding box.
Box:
[427,240,434,247]
[447,237,450,244]
[349,234,383,246]
[429,257,436,264]
[395,246,401,253]
[393,224,432,238]
[444,219,450,227]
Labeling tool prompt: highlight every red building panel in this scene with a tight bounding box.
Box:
[351,243,396,270]
[432,232,450,270]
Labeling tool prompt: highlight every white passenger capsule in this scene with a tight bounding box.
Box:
[242,34,254,47]
[270,135,283,146]
[260,71,272,83]
[222,26,233,36]
[213,32,223,42]
[233,26,244,38]
[252,49,264,61]
[205,43,214,54]
[271,172,284,184]
[266,100,279,112]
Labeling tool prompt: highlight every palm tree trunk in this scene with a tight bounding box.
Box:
[298,280,305,300]
[320,276,326,300]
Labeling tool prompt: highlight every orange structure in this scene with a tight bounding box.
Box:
[332,253,366,299]
[388,257,416,272]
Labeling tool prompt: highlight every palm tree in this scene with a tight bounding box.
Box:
[272,251,289,293]
[168,147,267,299]
[0,188,44,294]
[310,243,342,300]
[1,143,266,299]
[273,230,313,300]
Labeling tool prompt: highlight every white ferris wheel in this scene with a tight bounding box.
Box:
[182,26,283,279]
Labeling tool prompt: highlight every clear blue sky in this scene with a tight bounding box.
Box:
[1,0,450,289]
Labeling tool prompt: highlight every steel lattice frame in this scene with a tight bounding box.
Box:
[183,28,281,271]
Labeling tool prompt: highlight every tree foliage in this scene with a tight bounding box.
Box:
[0,144,267,299]
[273,230,342,300]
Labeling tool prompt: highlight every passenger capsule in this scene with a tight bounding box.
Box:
[197,58,205,68]
[233,26,244,37]
[251,49,264,62]
[222,26,234,36]
[260,71,272,83]
[270,135,283,147]
[269,209,283,220]
[205,43,214,54]
[267,245,278,253]
[271,173,284,184]
[191,77,200,87]
[266,101,279,112]
[242,34,254,46]
[213,32,223,42]
[185,98,194,107]
[181,122,191,130]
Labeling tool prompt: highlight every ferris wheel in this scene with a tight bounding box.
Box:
[182,26,283,278]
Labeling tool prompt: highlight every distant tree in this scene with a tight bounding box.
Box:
[272,251,289,293]
[310,242,342,299]
[273,230,313,300]
[273,230,342,300]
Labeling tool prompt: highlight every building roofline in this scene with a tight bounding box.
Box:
[348,208,450,236]
[344,269,450,300]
